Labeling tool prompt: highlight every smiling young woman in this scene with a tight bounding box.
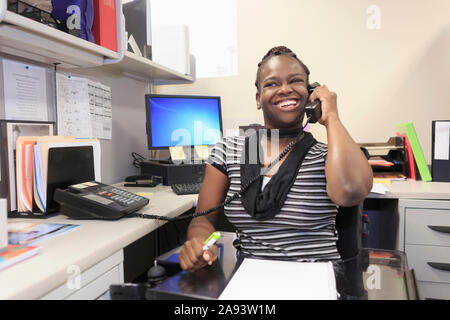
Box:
[177,46,373,272]
[255,48,310,130]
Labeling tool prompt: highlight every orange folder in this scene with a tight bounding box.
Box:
[16,136,76,213]
[16,138,37,212]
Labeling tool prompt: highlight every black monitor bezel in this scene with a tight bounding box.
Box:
[145,94,223,150]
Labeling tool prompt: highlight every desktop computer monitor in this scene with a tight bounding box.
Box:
[145,94,223,150]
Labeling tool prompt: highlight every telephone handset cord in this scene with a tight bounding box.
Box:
[131,117,312,222]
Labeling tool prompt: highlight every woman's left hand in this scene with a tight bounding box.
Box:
[308,84,339,127]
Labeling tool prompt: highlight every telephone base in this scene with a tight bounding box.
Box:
[58,203,125,220]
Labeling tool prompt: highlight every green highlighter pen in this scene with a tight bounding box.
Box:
[203,232,221,251]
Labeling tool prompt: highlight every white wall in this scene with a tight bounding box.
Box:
[155,0,450,164]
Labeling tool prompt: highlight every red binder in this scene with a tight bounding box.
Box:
[92,0,117,52]
[396,132,416,180]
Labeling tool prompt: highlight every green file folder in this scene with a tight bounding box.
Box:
[396,122,432,182]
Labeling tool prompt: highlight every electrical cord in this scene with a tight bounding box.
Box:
[132,152,146,168]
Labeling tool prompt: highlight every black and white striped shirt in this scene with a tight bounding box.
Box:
[208,135,340,262]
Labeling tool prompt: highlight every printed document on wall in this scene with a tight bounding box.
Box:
[2,59,48,121]
[56,73,92,138]
[56,73,112,140]
[88,80,112,140]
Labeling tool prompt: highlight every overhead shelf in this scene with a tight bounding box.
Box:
[102,51,194,83]
[0,0,194,84]
[0,0,123,68]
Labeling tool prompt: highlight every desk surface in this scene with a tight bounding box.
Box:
[0,184,196,299]
[368,179,450,200]
[144,232,414,300]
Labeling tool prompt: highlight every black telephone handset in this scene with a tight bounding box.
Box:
[54,181,149,220]
[305,82,322,124]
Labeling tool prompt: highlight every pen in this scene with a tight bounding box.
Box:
[203,232,221,251]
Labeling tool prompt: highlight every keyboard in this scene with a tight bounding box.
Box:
[171,182,202,195]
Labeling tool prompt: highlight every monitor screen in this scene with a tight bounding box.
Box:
[145,94,223,149]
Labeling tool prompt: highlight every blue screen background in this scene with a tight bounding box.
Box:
[148,97,222,147]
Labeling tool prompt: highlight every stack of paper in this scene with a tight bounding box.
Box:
[373,173,407,186]
[219,258,337,300]
[368,156,394,167]
[0,244,40,271]
[16,136,100,213]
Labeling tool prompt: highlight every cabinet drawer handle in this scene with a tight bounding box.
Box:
[427,262,450,271]
[427,225,450,234]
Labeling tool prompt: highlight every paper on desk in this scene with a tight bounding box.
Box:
[373,178,391,185]
[370,183,390,195]
[219,258,337,300]
[135,192,153,197]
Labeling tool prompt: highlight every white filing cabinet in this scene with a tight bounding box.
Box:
[399,199,450,300]
[41,250,124,300]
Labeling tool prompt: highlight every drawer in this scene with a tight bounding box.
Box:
[66,265,122,300]
[41,250,123,300]
[406,244,450,283]
[417,281,450,300]
[405,208,450,246]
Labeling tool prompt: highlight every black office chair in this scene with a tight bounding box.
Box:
[334,203,369,299]
[335,204,363,261]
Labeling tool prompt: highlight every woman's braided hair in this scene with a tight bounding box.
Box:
[255,46,310,91]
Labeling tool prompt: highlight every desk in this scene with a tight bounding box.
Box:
[111,232,416,300]
[366,179,450,300]
[367,180,450,200]
[0,183,196,299]
[1,180,448,300]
